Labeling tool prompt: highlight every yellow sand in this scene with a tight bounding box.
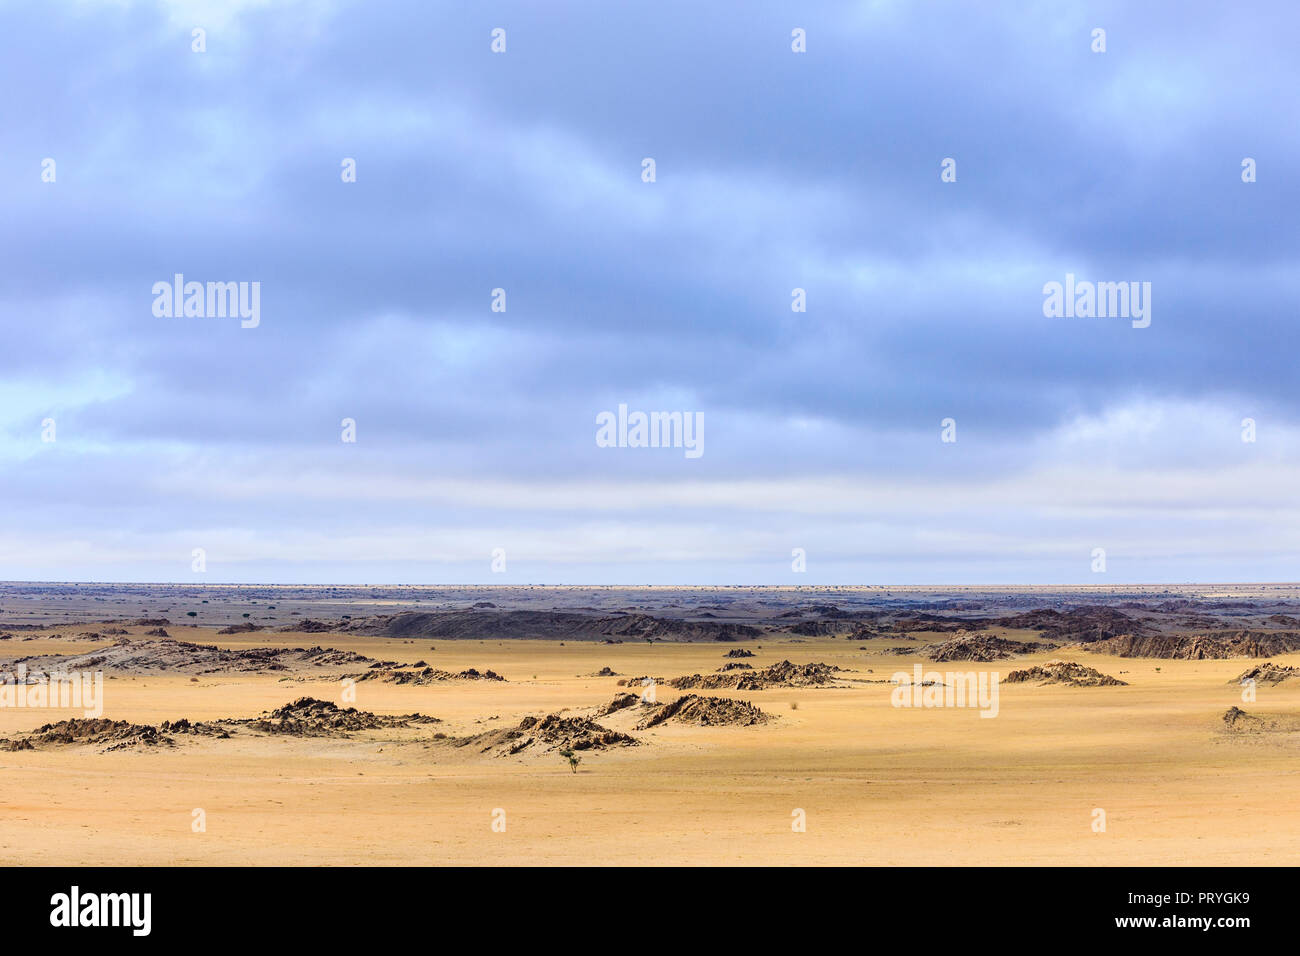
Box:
[1,627,1296,865]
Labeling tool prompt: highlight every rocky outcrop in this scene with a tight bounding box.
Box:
[1086,631,1300,659]
[637,695,771,728]
[1004,660,1126,687]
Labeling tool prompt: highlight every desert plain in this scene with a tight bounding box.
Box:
[1,582,1298,866]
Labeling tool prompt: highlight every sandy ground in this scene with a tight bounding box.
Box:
[1,627,1297,865]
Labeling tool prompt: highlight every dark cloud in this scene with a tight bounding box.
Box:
[1,0,1295,582]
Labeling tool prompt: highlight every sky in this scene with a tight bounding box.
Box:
[1,0,1298,585]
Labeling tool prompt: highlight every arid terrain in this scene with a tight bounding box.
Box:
[2,582,1299,865]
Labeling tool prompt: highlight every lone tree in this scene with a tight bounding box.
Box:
[558,747,581,774]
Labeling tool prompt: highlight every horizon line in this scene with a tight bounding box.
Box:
[3,580,1299,589]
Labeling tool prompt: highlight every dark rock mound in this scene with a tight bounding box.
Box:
[0,718,170,752]
[784,620,846,636]
[242,697,438,736]
[886,614,987,634]
[1004,660,1127,687]
[463,714,638,755]
[596,693,642,716]
[277,619,337,633]
[637,694,771,728]
[350,666,505,685]
[1222,706,1257,729]
[667,659,843,690]
[1219,706,1300,735]
[924,635,1051,662]
[805,604,854,619]
[999,606,1146,642]
[342,610,761,643]
[158,718,231,738]
[5,639,377,676]
[1087,631,1300,660]
[615,675,664,687]
[1232,662,1300,685]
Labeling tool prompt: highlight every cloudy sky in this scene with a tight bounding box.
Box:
[2,0,1297,585]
